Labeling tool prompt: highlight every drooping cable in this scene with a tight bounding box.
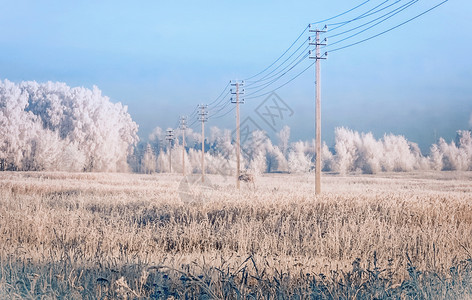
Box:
[329,0,448,53]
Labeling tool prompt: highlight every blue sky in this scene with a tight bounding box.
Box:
[1,0,471,151]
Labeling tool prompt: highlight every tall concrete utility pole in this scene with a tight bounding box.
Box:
[309,24,327,195]
[165,129,174,173]
[180,116,187,176]
[231,81,244,189]
[198,104,208,182]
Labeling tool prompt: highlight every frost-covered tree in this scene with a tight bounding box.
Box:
[141,143,157,174]
[433,130,472,171]
[243,130,268,174]
[380,134,418,172]
[156,151,169,173]
[266,142,287,173]
[277,125,290,157]
[0,80,35,170]
[287,141,311,173]
[333,127,361,174]
[0,80,139,172]
[429,143,443,171]
[322,142,334,172]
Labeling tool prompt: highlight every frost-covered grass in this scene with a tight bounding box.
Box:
[0,171,471,298]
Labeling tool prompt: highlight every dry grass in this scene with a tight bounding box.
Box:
[0,171,471,298]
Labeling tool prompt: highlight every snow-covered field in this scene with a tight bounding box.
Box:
[1,171,471,298]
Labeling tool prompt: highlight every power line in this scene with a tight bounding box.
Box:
[241,2,388,97]
[329,0,448,53]
[246,60,315,100]
[245,46,309,90]
[210,105,235,120]
[187,104,199,119]
[328,0,396,28]
[241,2,372,91]
[245,44,310,88]
[326,0,419,44]
[243,1,365,86]
[187,110,199,124]
[207,81,231,106]
[244,25,308,81]
[310,0,372,25]
[208,90,231,111]
[245,52,310,97]
[209,98,231,114]
[187,117,199,130]
[173,119,180,129]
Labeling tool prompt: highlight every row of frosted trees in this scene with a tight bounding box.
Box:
[133,126,472,175]
[1,80,471,174]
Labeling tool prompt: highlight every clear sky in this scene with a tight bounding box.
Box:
[1,0,471,152]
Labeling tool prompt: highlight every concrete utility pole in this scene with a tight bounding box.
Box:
[165,129,174,173]
[231,81,244,189]
[309,24,327,195]
[198,104,208,182]
[180,116,187,176]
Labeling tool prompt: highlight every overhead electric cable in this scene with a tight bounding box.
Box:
[310,0,372,25]
[207,81,231,106]
[244,25,309,81]
[211,105,236,120]
[328,0,396,28]
[329,0,448,53]
[245,60,315,100]
[245,52,310,96]
[245,43,310,87]
[326,0,418,41]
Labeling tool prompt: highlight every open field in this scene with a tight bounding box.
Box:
[0,171,471,299]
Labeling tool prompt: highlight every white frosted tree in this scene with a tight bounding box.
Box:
[456,130,472,170]
[429,143,443,171]
[287,141,311,173]
[0,80,36,170]
[322,142,334,172]
[141,143,157,174]
[357,132,382,174]
[156,151,169,173]
[266,142,287,173]
[381,134,416,172]
[277,125,290,157]
[434,131,472,171]
[188,148,202,173]
[243,130,268,174]
[0,80,139,172]
[333,127,361,174]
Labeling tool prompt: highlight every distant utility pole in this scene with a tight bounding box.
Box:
[180,116,187,176]
[231,81,244,189]
[165,129,174,173]
[199,104,208,183]
[309,24,327,195]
